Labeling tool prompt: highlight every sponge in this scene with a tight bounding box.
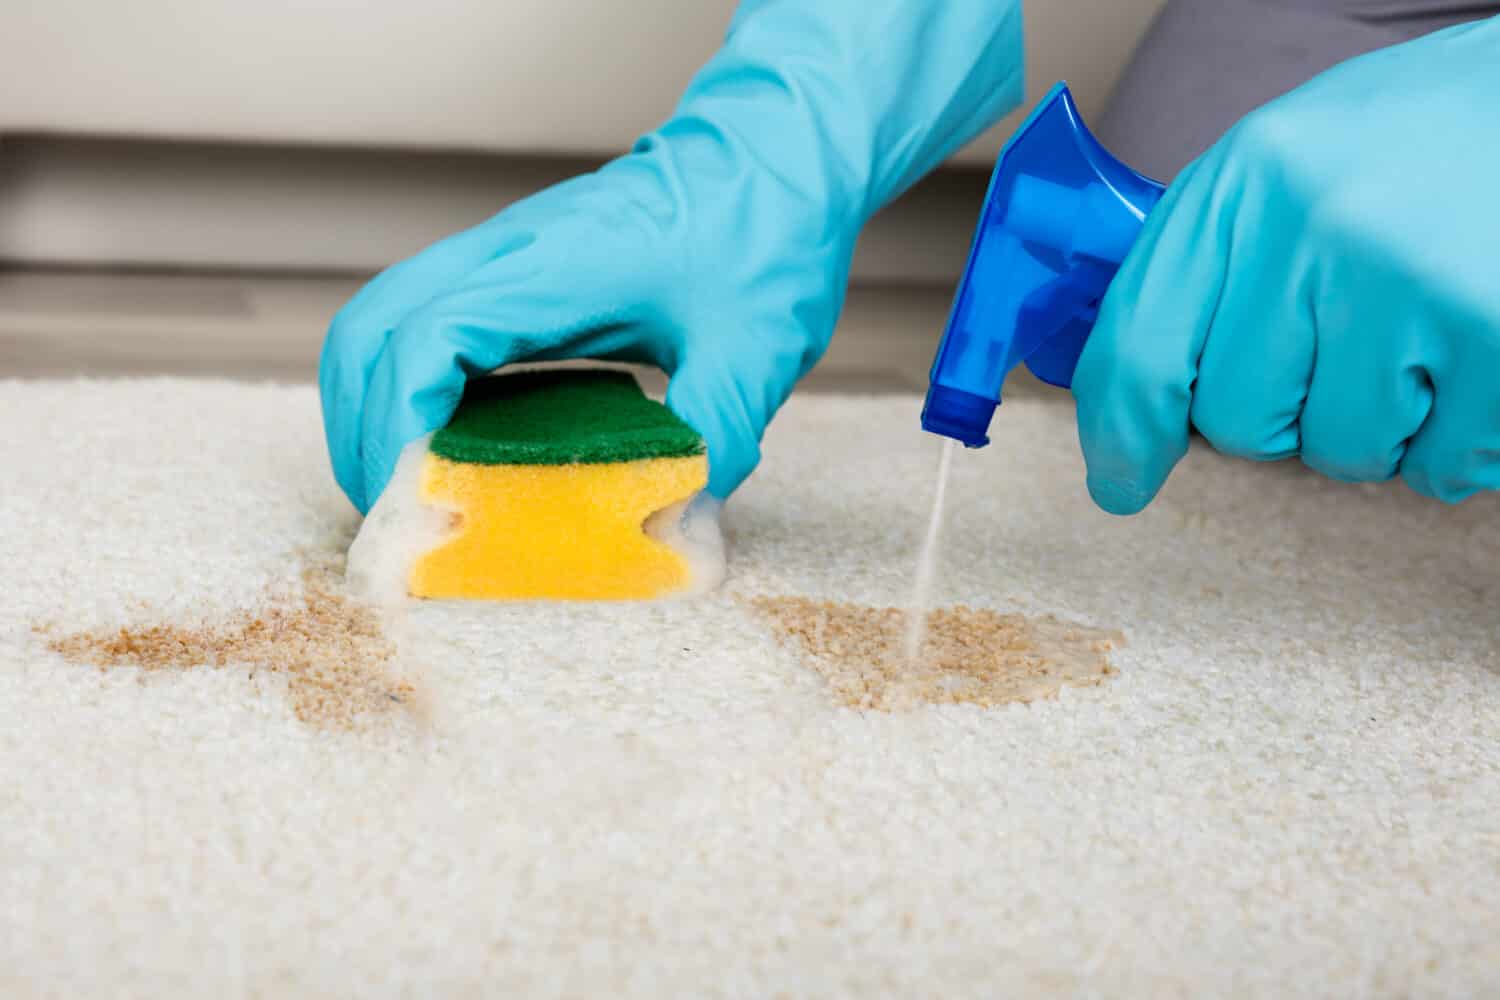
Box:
[346,369,725,603]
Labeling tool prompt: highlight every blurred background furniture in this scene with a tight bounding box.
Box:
[0,0,1166,380]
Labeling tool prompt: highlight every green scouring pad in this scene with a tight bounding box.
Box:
[430,370,705,466]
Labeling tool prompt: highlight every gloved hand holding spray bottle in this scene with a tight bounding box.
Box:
[929,17,1500,512]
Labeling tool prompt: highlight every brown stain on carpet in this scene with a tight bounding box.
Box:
[40,564,423,730]
[750,597,1121,710]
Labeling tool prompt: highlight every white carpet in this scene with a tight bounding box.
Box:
[1,377,1497,998]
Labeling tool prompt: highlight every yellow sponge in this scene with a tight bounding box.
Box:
[412,453,707,600]
[347,370,725,603]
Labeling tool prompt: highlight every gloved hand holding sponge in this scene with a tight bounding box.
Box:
[319,0,1024,514]
[320,3,1500,516]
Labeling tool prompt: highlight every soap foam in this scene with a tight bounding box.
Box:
[345,435,457,607]
[643,492,728,597]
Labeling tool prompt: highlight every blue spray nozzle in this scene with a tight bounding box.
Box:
[921,82,1166,447]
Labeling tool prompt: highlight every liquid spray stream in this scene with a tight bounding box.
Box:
[904,438,956,663]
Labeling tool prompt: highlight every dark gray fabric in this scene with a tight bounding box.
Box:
[1282,0,1500,33]
[1094,0,1500,181]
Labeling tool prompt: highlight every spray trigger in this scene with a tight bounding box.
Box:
[921,82,1166,447]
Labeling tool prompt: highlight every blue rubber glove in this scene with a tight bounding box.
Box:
[1073,16,1500,514]
[321,0,1023,513]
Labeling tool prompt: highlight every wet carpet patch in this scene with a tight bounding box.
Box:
[751,596,1121,710]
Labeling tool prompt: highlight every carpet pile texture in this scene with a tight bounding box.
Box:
[1,378,1496,998]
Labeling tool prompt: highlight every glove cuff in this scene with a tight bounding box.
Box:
[646,0,1025,222]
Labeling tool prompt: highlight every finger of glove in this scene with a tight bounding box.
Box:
[1301,357,1433,484]
[358,252,659,509]
[1072,153,1227,515]
[1400,367,1500,503]
[665,323,816,499]
[1187,203,1312,466]
[319,221,523,511]
[1298,255,1435,482]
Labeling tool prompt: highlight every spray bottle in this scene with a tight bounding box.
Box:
[921,83,1166,447]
